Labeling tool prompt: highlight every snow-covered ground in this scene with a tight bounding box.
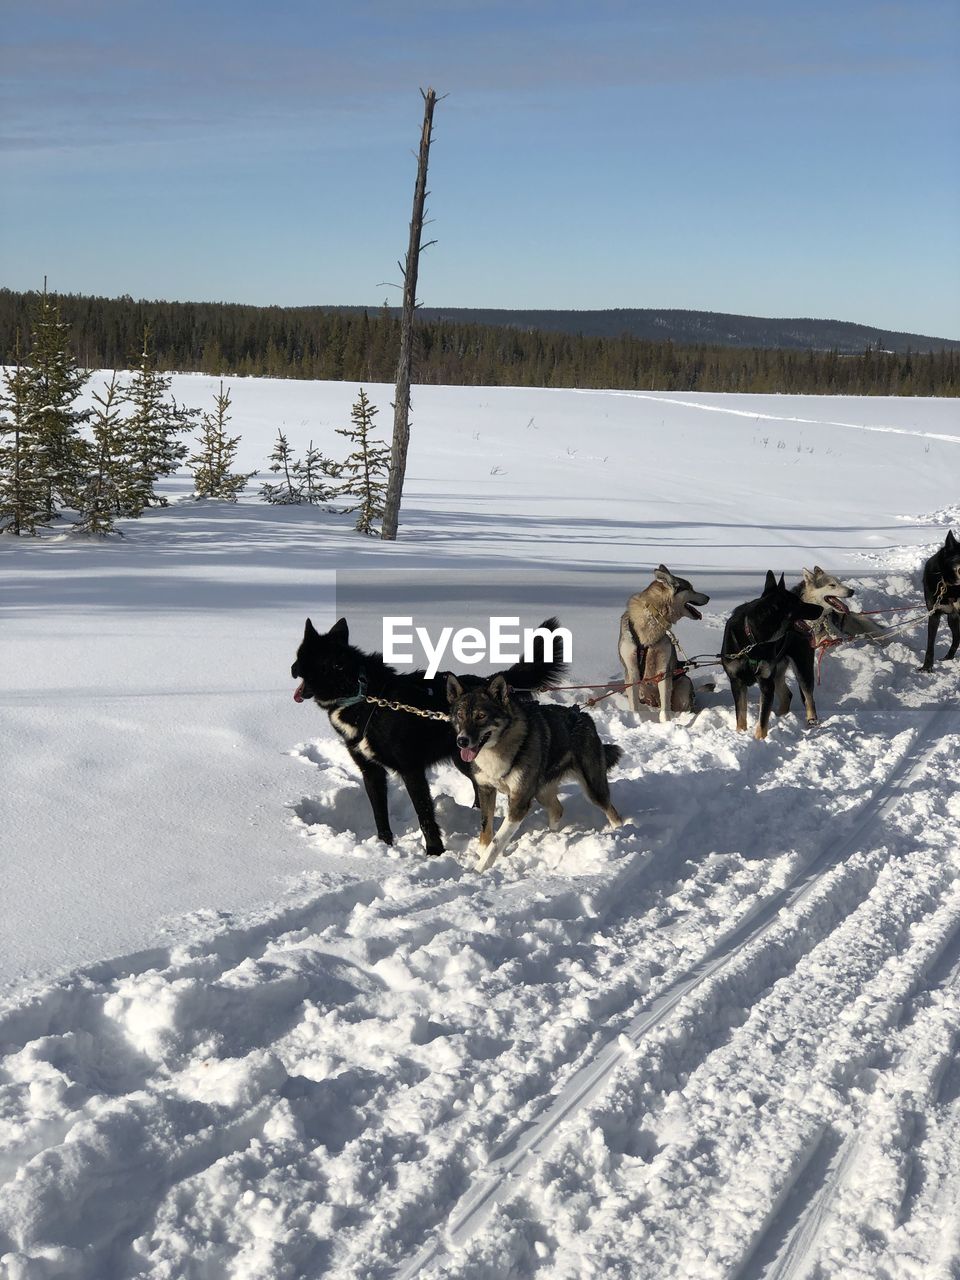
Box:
[1,379,958,1279]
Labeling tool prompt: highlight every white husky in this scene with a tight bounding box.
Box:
[792,567,890,645]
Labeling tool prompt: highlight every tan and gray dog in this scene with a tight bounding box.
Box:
[619,565,710,721]
[446,674,623,872]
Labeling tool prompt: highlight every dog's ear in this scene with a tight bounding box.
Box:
[328,617,349,642]
[801,567,815,584]
[304,617,320,640]
[762,570,778,596]
[777,573,786,590]
[945,529,959,552]
[488,674,511,704]
[446,674,464,705]
[812,565,824,577]
[654,564,673,585]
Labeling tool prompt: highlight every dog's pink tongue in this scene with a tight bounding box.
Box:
[827,595,851,614]
[293,683,305,703]
[460,746,478,763]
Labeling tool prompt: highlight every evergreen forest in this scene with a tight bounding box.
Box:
[1,289,957,397]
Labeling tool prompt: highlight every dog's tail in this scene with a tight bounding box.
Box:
[604,743,622,771]
[502,615,570,691]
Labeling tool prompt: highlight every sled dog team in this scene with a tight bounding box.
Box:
[291,530,960,871]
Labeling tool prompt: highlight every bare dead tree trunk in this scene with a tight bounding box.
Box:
[381,87,438,541]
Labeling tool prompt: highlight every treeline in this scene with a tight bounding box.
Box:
[1,288,957,396]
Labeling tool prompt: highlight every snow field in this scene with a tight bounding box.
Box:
[2,630,958,1279]
[1,382,958,1278]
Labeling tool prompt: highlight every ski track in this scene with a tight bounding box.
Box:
[741,944,960,1280]
[575,390,960,445]
[399,702,960,1278]
[2,576,959,1277]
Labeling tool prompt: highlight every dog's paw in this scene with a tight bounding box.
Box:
[476,848,500,873]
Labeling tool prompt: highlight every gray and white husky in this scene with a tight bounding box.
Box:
[791,566,889,645]
[618,565,710,721]
[446,674,623,872]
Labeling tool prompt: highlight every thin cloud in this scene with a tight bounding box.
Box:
[4,0,956,157]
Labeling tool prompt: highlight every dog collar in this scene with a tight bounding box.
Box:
[333,674,368,709]
[744,618,787,646]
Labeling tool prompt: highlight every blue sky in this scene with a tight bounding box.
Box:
[2,0,958,337]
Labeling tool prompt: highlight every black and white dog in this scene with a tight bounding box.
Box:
[291,616,566,856]
[920,530,960,672]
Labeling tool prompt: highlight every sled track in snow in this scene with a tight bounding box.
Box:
[575,389,960,446]
[395,705,960,1278]
[739,936,960,1280]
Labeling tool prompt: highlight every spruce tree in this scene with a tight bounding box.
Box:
[22,284,91,518]
[0,332,47,535]
[74,373,135,535]
[335,389,390,535]
[295,440,339,506]
[260,430,303,504]
[122,330,198,511]
[187,381,256,501]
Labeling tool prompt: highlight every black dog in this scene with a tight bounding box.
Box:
[291,616,567,855]
[722,572,823,739]
[920,529,960,672]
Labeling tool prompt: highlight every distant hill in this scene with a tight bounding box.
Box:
[321,305,959,355]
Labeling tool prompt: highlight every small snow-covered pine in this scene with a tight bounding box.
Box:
[187,381,256,502]
[0,332,48,535]
[295,440,339,507]
[74,372,142,535]
[21,286,91,520]
[260,429,304,504]
[122,331,198,511]
[335,388,390,535]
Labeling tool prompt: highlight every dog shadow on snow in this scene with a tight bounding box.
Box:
[615,715,946,880]
[291,652,949,883]
[291,748,629,872]
[293,755,825,884]
[290,718,822,877]
[291,757,483,857]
